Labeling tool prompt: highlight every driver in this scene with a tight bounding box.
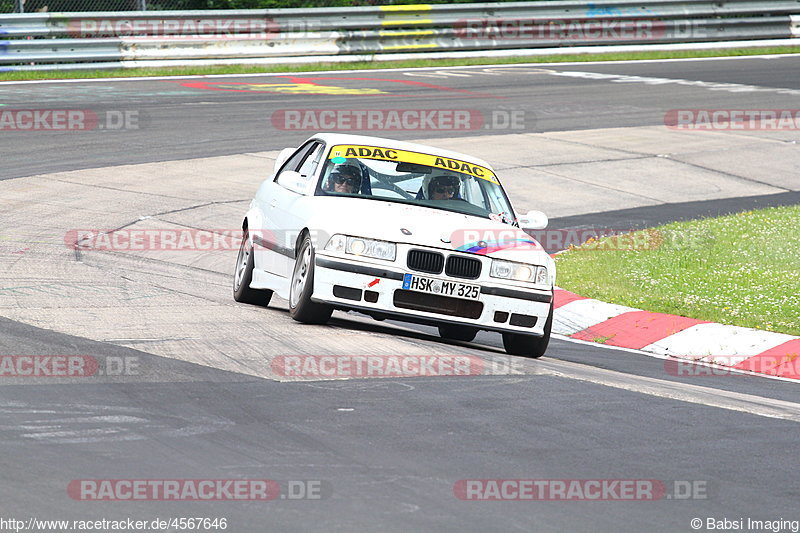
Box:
[425,174,460,200]
[325,165,362,194]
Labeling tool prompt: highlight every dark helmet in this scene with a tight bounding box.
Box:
[427,174,460,197]
[329,164,362,190]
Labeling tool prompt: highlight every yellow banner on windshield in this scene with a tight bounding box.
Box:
[328,144,498,184]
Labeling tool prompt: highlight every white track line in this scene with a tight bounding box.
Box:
[1,51,798,85]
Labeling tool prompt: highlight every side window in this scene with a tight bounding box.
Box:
[458,177,485,210]
[485,185,508,215]
[297,143,324,178]
[277,142,315,176]
[276,141,323,194]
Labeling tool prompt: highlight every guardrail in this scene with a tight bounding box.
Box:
[1,0,799,71]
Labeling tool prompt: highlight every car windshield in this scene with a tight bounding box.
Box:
[316,143,517,223]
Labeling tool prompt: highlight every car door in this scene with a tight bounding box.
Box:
[264,140,326,278]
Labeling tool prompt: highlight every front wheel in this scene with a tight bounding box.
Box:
[289,234,333,324]
[233,228,273,306]
[502,302,553,358]
[438,324,478,342]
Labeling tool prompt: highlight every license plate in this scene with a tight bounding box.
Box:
[402,273,480,300]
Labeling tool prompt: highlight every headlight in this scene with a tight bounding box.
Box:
[491,259,549,285]
[347,237,396,261]
[325,234,396,261]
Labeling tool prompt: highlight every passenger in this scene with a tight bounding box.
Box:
[425,174,460,200]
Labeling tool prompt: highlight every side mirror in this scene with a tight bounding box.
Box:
[276,170,307,193]
[273,148,295,174]
[517,210,548,230]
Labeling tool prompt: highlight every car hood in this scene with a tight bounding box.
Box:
[307,197,550,264]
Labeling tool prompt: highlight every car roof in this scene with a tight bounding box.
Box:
[308,132,495,172]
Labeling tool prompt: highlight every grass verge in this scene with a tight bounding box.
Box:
[554,205,800,336]
[1,45,799,82]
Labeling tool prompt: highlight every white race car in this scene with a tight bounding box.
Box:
[234,133,555,357]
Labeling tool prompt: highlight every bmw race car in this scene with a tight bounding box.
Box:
[233,133,555,357]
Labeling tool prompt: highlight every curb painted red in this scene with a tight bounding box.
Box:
[570,311,708,350]
[732,339,800,379]
[552,287,799,381]
[553,288,587,308]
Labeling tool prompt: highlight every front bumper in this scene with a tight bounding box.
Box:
[312,253,552,336]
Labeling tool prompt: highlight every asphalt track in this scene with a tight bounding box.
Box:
[1,57,799,532]
[2,54,800,179]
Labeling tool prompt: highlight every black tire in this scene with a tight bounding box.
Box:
[502,302,553,358]
[233,228,273,306]
[289,234,333,324]
[438,324,478,342]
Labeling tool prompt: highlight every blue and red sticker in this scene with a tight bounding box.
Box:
[455,239,541,255]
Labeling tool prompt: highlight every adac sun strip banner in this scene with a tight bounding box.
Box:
[328,144,498,184]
